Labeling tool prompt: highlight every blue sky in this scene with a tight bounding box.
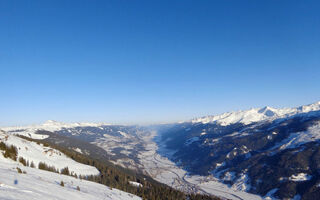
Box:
[1,0,319,126]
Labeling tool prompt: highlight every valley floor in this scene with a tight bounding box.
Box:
[137,131,264,200]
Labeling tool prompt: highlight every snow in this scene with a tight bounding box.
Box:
[223,171,235,181]
[226,151,234,158]
[289,173,312,182]
[185,175,262,200]
[0,130,140,200]
[215,162,225,169]
[271,121,320,151]
[129,181,142,187]
[191,101,320,126]
[1,128,49,140]
[120,149,131,156]
[226,147,250,159]
[0,156,141,200]
[3,101,319,200]
[118,131,128,138]
[0,132,99,176]
[1,120,112,140]
[231,172,251,191]
[73,148,83,154]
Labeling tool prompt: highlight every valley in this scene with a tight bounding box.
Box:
[2,101,320,200]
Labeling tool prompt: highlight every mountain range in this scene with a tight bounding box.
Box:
[1,101,320,200]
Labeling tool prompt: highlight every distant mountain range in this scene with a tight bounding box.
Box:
[2,101,320,200]
[158,101,320,199]
[191,101,320,125]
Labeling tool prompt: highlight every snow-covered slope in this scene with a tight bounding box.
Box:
[0,156,140,200]
[270,121,320,151]
[192,101,320,126]
[0,130,141,200]
[0,131,99,176]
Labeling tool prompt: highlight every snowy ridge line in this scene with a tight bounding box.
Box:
[1,120,113,133]
[191,101,320,126]
[1,120,115,140]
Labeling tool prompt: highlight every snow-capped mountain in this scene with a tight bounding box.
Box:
[157,101,320,200]
[2,101,320,200]
[191,101,320,126]
[1,120,112,138]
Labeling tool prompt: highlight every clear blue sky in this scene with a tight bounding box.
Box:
[1,0,319,126]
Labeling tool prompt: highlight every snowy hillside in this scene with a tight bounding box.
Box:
[192,101,320,126]
[0,131,99,176]
[0,156,141,200]
[0,130,141,200]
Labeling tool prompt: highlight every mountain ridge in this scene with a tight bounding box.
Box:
[191,101,320,126]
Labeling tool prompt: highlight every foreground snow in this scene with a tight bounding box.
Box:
[0,130,140,200]
[0,156,141,200]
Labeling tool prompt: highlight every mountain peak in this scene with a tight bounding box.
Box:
[42,120,68,128]
[43,120,62,125]
[192,101,320,126]
[298,101,320,112]
[258,106,277,117]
